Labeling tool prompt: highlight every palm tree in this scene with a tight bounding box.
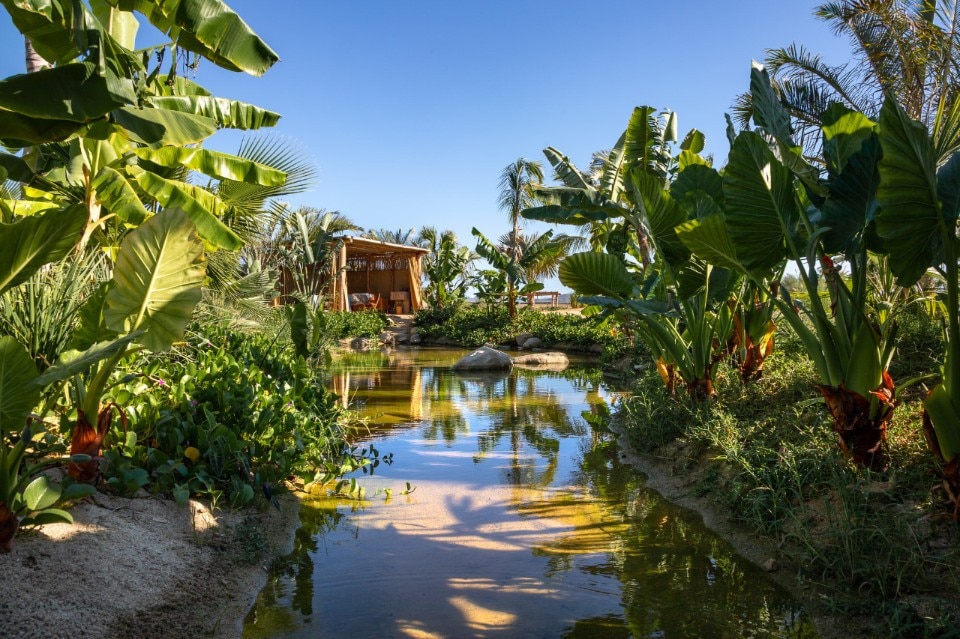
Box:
[363,228,417,245]
[735,1,960,163]
[472,228,571,320]
[497,159,544,318]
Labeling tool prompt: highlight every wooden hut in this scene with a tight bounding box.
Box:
[329,237,429,313]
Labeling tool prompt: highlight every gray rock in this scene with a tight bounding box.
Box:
[588,343,605,354]
[513,352,569,370]
[380,332,396,347]
[761,558,780,572]
[522,337,543,349]
[409,333,422,345]
[514,332,535,346]
[452,347,514,372]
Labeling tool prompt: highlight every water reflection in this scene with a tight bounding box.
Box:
[244,349,816,638]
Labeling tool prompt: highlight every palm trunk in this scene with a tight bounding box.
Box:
[25,38,46,73]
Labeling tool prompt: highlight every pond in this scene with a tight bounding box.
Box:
[243,348,817,639]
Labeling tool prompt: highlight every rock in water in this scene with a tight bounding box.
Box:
[513,352,569,369]
[452,347,514,372]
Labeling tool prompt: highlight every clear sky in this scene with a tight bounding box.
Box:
[0,1,854,292]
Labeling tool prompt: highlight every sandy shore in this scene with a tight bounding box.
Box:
[0,490,299,639]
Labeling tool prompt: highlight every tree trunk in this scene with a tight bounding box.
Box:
[25,38,47,73]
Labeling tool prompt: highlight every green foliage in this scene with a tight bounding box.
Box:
[617,342,958,627]
[321,311,388,340]
[97,324,347,507]
[415,305,624,351]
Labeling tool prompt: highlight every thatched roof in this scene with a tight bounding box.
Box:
[341,236,429,258]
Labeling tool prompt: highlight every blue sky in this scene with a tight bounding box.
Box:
[0,2,853,291]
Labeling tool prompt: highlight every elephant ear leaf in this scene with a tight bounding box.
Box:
[559,252,634,297]
[105,208,205,352]
[0,337,40,432]
[0,205,86,296]
[876,97,944,285]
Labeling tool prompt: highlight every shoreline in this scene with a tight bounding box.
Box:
[0,491,301,639]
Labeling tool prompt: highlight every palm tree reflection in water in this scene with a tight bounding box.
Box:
[243,350,817,639]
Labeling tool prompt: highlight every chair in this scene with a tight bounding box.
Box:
[349,293,380,311]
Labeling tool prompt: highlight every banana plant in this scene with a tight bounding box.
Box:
[471,228,566,315]
[874,96,960,514]
[676,66,896,470]
[0,0,284,254]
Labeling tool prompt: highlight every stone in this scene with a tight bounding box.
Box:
[409,333,422,345]
[761,558,780,572]
[452,347,514,372]
[380,332,396,348]
[514,332,535,347]
[588,343,605,354]
[522,337,543,349]
[513,352,569,370]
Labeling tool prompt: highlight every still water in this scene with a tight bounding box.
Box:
[244,349,816,639]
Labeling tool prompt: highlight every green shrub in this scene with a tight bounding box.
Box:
[322,310,388,339]
[100,324,347,507]
[415,304,628,351]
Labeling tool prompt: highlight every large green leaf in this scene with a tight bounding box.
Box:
[145,96,280,130]
[925,383,960,462]
[599,132,628,201]
[23,475,61,511]
[107,0,280,76]
[670,164,724,205]
[129,169,242,250]
[35,333,143,386]
[133,147,286,185]
[0,206,86,296]
[542,147,592,189]
[629,170,690,268]
[0,337,40,432]
[104,209,205,352]
[558,252,634,296]
[822,103,877,175]
[0,62,134,123]
[524,188,624,225]
[819,134,882,254]
[875,97,943,285]
[0,110,86,148]
[676,215,746,273]
[0,0,138,72]
[91,167,149,224]
[723,131,804,273]
[112,107,217,146]
[624,106,667,180]
[748,63,825,196]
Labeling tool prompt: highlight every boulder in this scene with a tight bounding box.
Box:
[521,337,543,349]
[513,352,570,370]
[514,332,535,347]
[452,347,514,372]
[409,333,423,345]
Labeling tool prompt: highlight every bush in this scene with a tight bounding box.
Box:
[322,310,388,339]
[415,304,628,352]
[99,324,348,507]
